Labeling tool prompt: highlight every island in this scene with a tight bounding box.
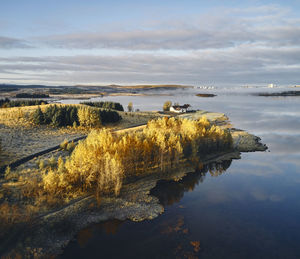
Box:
[196,93,217,97]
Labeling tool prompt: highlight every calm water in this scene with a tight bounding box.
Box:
[61,87,300,259]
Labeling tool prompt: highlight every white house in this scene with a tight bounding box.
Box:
[170,104,190,113]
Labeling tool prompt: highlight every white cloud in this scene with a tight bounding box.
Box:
[1,43,299,85]
[32,5,300,51]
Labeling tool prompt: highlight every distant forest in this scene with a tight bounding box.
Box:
[0,98,48,108]
[15,93,49,98]
[81,101,124,111]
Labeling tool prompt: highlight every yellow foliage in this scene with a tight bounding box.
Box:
[77,106,102,127]
[34,117,232,204]
[60,139,69,150]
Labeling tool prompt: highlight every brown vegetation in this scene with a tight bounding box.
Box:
[0,201,38,243]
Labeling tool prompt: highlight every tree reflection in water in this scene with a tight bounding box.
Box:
[74,219,125,249]
[62,159,233,258]
[150,159,232,206]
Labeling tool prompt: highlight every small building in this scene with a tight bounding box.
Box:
[170,104,190,113]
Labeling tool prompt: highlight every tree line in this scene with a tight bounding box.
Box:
[0,98,48,108]
[31,104,122,127]
[81,101,124,111]
[15,93,49,98]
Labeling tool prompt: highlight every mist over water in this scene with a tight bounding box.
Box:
[61,87,300,259]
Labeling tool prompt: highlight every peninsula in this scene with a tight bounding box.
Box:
[0,100,267,258]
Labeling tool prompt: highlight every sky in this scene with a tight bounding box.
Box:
[0,0,300,86]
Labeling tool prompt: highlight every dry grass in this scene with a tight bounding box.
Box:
[0,107,162,167]
[0,106,34,127]
[114,111,162,129]
[0,104,89,167]
[0,123,85,167]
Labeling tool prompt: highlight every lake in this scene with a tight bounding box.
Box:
[61,87,300,258]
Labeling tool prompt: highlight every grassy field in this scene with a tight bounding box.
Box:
[0,105,162,167]
[0,124,84,167]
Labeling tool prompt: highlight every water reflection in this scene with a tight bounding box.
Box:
[151,159,232,207]
[64,214,204,259]
[76,219,125,249]
[76,219,124,250]
[77,228,93,248]
[98,219,124,235]
[61,159,233,258]
[250,188,284,202]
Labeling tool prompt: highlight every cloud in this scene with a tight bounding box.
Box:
[251,189,284,202]
[260,134,300,154]
[0,36,32,49]
[1,42,300,85]
[35,5,300,51]
[39,29,236,50]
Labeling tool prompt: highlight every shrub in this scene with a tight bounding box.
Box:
[66,141,76,154]
[60,139,77,154]
[57,156,65,174]
[48,155,57,169]
[127,102,133,112]
[60,139,69,150]
[39,160,46,170]
[163,101,172,111]
[4,166,11,179]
